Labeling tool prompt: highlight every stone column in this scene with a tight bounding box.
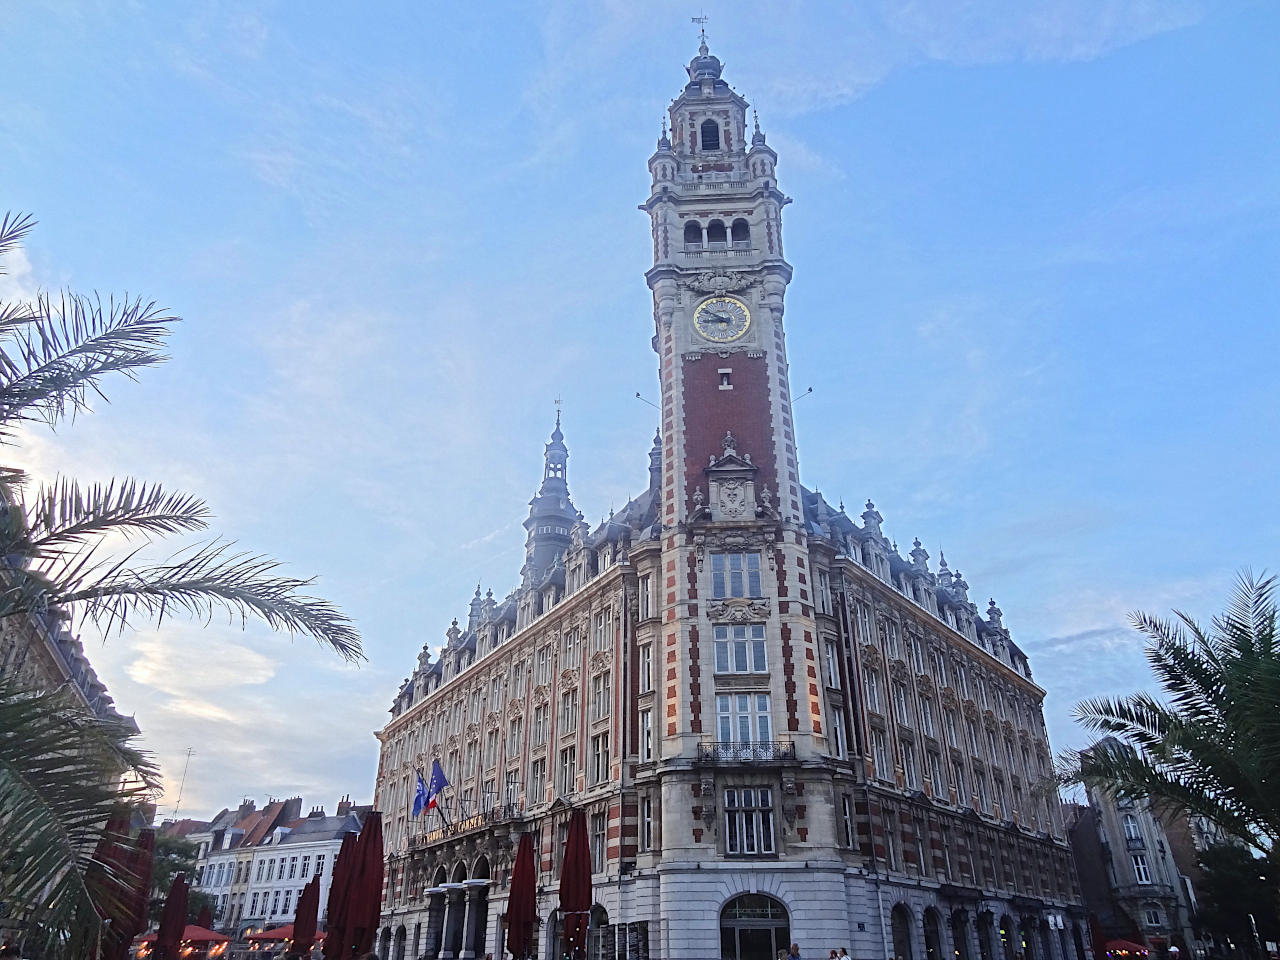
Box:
[438,885,465,960]
[459,880,489,960]
[424,889,446,960]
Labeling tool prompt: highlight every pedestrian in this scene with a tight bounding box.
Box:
[840,950,850,958]
[789,944,803,960]
[830,951,839,959]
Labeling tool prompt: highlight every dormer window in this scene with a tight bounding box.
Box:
[700,119,721,151]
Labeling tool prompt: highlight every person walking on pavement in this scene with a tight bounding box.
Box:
[788,944,803,960]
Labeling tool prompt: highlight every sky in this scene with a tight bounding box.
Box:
[2,0,1277,821]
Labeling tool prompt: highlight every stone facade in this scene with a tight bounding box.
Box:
[374,39,1088,960]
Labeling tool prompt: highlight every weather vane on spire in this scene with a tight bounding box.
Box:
[691,12,709,44]
[554,394,562,426]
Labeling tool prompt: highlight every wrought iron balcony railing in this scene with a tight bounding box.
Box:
[1125,836,1146,851]
[696,740,796,762]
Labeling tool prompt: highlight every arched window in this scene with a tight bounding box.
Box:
[684,221,703,248]
[707,220,727,247]
[700,119,721,151]
[923,909,943,960]
[891,904,914,960]
[1123,813,1141,839]
[588,905,610,960]
[720,893,789,960]
[731,218,750,246]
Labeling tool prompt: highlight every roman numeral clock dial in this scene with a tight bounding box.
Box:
[693,295,751,343]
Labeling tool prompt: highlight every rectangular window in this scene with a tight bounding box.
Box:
[282,889,292,915]
[250,892,260,916]
[711,553,763,598]
[928,752,944,797]
[902,741,918,790]
[639,795,654,852]
[485,728,500,766]
[966,719,980,755]
[536,646,552,685]
[830,710,846,758]
[866,670,882,713]
[533,703,548,745]
[560,688,578,731]
[724,787,775,855]
[824,638,840,688]
[1132,853,1152,884]
[946,710,959,747]
[300,855,310,878]
[920,697,935,737]
[591,732,610,784]
[315,854,326,877]
[591,812,607,872]
[594,609,612,652]
[639,642,653,693]
[713,624,767,673]
[591,671,611,720]
[857,601,872,640]
[508,717,523,754]
[884,810,900,871]
[639,574,651,620]
[952,760,967,803]
[841,795,855,847]
[511,659,525,691]
[530,757,547,800]
[716,693,772,744]
[562,630,580,664]
[872,728,890,780]
[277,859,286,881]
[986,728,998,760]
[975,770,990,812]
[271,891,280,916]
[639,709,653,761]
[255,861,264,882]
[892,681,910,725]
[882,620,900,658]
[816,568,832,614]
[558,746,576,795]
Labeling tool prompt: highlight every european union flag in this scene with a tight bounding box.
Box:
[411,771,428,818]
[425,758,449,813]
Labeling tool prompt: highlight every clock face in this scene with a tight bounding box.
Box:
[693,296,751,343]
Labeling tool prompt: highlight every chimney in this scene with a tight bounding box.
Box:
[236,798,257,820]
[308,805,326,818]
[282,796,303,822]
[336,794,352,818]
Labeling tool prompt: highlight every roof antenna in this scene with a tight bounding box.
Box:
[171,746,195,819]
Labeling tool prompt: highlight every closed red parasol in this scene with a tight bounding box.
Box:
[506,831,538,960]
[112,828,155,960]
[85,812,132,960]
[321,831,358,960]
[289,875,321,957]
[558,809,591,960]
[195,904,213,931]
[344,811,384,957]
[154,872,190,960]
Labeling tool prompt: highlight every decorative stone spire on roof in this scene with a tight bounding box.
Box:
[649,428,662,490]
[986,599,1004,630]
[446,618,461,647]
[937,551,953,589]
[468,583,483,629]
[861,499,883,536]
[910,537,929,572]
[687,35,723,81]
[951,570,970,601]
[658,116,671,150]
[752,108,766,147]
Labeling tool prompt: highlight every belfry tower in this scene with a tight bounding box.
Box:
[640,35,834,861]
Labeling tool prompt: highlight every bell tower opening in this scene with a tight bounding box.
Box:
[700,118,721,151]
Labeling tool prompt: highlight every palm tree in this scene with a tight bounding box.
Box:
[1068,570,1280,856]
[0,212,364,957]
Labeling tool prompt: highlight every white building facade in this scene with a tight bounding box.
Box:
[375,38,1089,960]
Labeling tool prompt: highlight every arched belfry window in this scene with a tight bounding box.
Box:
[684,221,703,248]
[720,893,789,960]
[731,218,750,246]
[707,220,727,247]
[701,119,721,151]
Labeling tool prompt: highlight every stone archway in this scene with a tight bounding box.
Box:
[720,892,791,960]
[378,926,393,960]
[891,904,915,960]
[998,914,1016,960]
[393,924,407,960]
[952,910,973,960]
[923,908,944,960]
[587,904,610,960]
[977,911,995,960]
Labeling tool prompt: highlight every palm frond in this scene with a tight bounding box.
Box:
[0,211,36,269]
[0,291,175,434]
[21,477,210,555]
[57,539,364,661]
[0,676,159,958]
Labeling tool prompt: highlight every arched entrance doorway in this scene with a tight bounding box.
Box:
[977,911,994,960]
[378,926,392,960]
[1071,922,1087,960]
[720,893,790,960]
[588,904,610,960]
[923,908,943,960]
[891,904,914,960]
[952,910,973,960]
[998,915,1016,960]
[393,925,407,960]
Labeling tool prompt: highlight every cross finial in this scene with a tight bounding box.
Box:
[554,394,561,427]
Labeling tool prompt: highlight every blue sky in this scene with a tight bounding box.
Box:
[3,1,1277,820]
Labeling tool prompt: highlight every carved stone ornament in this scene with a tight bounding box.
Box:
[465,723,480,742]
[531,684,549,706]
[560,668,579,689]
[859,643,881,669]
[485,711,503,732]
[915,673,936,697]
[684,269,758,294]
[888,659,911,681]
[962,700,980,719]
[1001,719,1015,737]
[705,597,772,624]
[590,650,611,673]
[940,687,960,710]
[506,699,524,718]
[716,478,751,520]
[447,733,461,752]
